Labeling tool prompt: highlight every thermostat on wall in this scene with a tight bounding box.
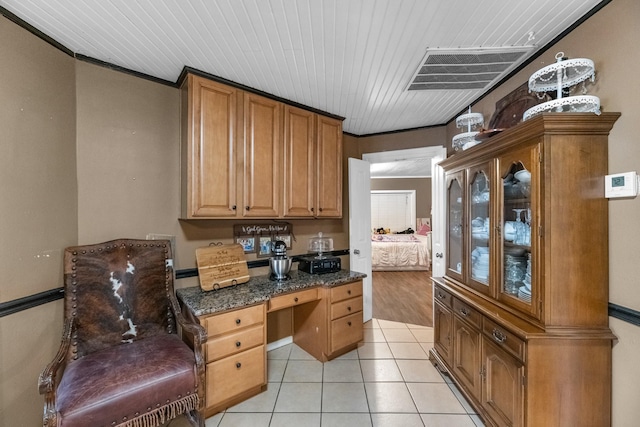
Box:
[605,171,639,198]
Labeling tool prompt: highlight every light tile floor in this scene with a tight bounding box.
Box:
[176,319,484,427]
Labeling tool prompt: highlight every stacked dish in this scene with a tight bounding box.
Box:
[471,217,489,242]
[518,286,532,303]
[471,246,489,282]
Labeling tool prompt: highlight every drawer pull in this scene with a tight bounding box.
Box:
[236,362,242,369]
[235,341,241,347]
[347,321,352,326]
[347,306,352,311]
[235,319,241,325]
[347,290,351,295]
[294,297,299,302]
[459,308,470,317]
[492,328,507,343]
[437,292,446,300]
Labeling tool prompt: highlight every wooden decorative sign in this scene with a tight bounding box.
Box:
[195,243,250,291]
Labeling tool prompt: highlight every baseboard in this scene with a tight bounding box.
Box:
[267,336,293,352]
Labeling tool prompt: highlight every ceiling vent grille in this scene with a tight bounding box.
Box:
[408,47,533,91]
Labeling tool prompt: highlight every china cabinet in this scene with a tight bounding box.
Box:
[181,72,343,219]
[431,112,619,427]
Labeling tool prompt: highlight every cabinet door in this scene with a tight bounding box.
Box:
[315,115,343,217]
[467,163,492,295]
[497,144,540,318]
[482,340,524,427]
[283,105,315,217]
[446,171,464,281]
[453,316,482,400]
[433,301,453,366]
[242,93,282,217]
[184,75,239,217]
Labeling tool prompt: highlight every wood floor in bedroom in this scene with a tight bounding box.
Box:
[372,270,433,327]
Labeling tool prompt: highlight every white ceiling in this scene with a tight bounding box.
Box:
[0,0,605,135]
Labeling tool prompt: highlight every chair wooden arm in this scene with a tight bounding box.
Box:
[38,316,74,426]
[168,292,207,410]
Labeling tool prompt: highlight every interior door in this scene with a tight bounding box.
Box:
[348,158,372,322]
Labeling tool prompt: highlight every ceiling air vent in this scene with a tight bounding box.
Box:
[407,47,533,91]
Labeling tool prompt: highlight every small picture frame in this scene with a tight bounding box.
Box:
[235,236,256,253]
[258,236,273,257]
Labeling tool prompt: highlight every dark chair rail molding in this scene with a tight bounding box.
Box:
[1,249,351,317]
[4,245,637,324]
[608,303,640,327]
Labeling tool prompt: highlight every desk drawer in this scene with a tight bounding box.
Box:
[204,304,265,337]
[268,288,318,312]
[330,281,362,303]
[206,344,265,407]
[206,323,264,362]
[330,296,363,320]
[330,311,363,353]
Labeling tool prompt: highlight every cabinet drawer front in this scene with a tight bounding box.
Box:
[330,311,363,353]
[331,296,363,320]
[483,318,525,361]
[206,323,264,362]
[453,298,481,329]
[206,345,266,407]
[205,304,265,337]
[330,281,363,303]
[434,285,453,308]
[268,288,319,312]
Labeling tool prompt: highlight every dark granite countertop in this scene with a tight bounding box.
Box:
[176,269,366,317]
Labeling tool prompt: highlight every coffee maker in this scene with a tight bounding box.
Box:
[269,240,292,281]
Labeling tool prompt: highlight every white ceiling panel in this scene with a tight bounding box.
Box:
[0,0,607,135]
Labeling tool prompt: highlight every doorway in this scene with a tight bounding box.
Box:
[350,146,446,327]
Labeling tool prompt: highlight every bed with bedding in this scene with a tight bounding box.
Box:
[371,232,431,271]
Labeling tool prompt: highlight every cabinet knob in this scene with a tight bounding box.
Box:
[236,362,242,369]
[319,207,323,212]
[437,293,446,300]
[245,206,250,211]
[294,297,299,302]
[460,308,470,316]
[235,341,241,347]
[435,252,443,258]
[232,205,237,210]
[235,318,241,325]
[347,321,352,326]
[311,207,314,212]
[347,306,351,311]
[347,290,351,295]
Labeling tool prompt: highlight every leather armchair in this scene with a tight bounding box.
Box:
[38,239,207,427]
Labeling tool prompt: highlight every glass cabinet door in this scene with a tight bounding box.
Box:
[498,145,539,317]
[446,172,464,280]
[467,163,491,294]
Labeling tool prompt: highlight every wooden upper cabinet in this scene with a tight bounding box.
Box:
[316,116,343,217]
[181,72,343,219]
[242,93,283,217]
[181,74,240,218]
[283,107,343,218]
[283,105,315,217]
